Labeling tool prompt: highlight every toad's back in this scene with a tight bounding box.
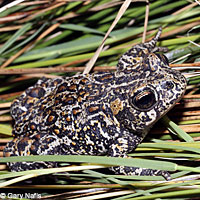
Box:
[4,28,187,179]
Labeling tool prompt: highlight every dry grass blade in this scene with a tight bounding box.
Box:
[172,1,198,15]
[83,0,132,74]
[0,63,198,74]
[142,1,149,43]
[65,190,133,200]
[0,25,22,32]
[0,66,116,74]
[0,0,26,13]
[19,2,66,23]
[0,102,11,108]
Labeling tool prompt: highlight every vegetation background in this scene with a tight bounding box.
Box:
[0,0,200,199]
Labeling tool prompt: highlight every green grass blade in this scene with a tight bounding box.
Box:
[128,188,200,200]
[60,23,105,35]
[138,142,200,154]
[161,115,194,142]
[114,180,200,200]
[0,124,12,136]
[0,23,32,54]
[3,23,47,55]
[0,155,177,172]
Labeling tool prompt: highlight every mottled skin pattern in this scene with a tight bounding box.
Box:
[4,28,187,180]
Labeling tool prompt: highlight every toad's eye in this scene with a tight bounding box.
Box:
[131,88,157,111]
[156,54,169,66]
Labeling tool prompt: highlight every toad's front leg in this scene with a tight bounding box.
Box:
[108,134,171,180]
